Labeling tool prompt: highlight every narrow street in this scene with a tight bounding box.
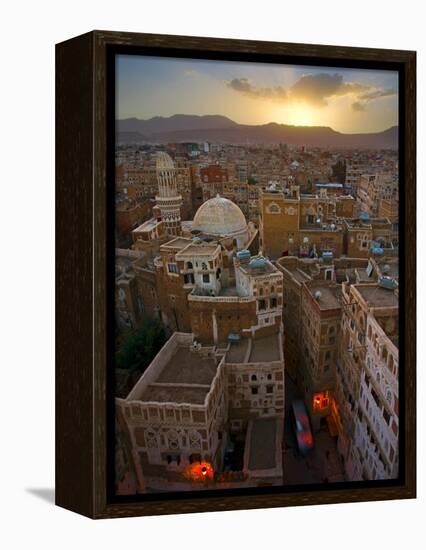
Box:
[282,375,345,485]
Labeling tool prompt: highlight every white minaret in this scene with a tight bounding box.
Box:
[155,152,182,238]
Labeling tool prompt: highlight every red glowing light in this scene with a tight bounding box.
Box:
[304,433,313,445]
[183,461,214,482]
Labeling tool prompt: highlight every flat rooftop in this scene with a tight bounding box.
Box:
[249,334,281,363]
[176,242,220,257]
[356,285,398,308]
[135,345,219,404]
[306,283,341,310]
[219,285,238,297]
[377,258,399,279]
[355,268,373,282]
[226,339,250,363]
[160,237,192,250]
[140,385,208,404]
[290,267,312,283]
[156,346,218,385]
[133,218,160,233]
[335,267,356,284]
[247,417,277,471]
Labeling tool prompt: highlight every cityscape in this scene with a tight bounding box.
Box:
[114,57,399,495]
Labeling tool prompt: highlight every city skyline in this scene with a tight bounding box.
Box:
[116,55,399,133]
[115,145,400,494]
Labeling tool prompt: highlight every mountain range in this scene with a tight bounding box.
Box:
[117,114,398,149]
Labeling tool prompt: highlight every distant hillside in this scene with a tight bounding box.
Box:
[117,115,398,149]
[118,114,237,135]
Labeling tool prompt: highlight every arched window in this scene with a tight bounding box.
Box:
[368,325,372,340]
[146,429,158,449]
[188,430,201,450]
[382,347,388,362]
[251,374,257,382]
[166,430,179,450]
[268,203,281,214]
[388,355,394,373]
[186,261,193,270]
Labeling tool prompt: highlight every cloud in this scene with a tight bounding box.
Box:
[227,78,287,100]
[289,73,368,106]
[351,101,366,112]
[226,73,396,112]
[351,88,397,112]
[358,88,397,101]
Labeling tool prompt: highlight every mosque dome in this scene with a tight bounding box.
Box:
[192,195,248,237]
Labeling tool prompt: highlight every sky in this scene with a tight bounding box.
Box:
[116,55,399,134]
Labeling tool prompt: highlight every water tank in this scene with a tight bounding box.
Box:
[322,251,334,262]
[248,257,267,269]
[236,249,251,262]
[378,276,397,290]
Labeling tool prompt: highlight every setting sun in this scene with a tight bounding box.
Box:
[286,103,317,126]
[269,102,320,127]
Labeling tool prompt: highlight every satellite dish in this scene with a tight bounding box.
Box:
[314,290,322,301]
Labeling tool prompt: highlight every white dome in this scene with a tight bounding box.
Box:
[192,195,248,237]
[156,151,175,171]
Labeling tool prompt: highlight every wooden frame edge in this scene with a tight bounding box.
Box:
[55,30,416,519]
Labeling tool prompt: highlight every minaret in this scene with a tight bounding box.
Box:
[155,152,182,238]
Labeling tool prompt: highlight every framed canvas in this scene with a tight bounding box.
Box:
[55,30,416,519]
